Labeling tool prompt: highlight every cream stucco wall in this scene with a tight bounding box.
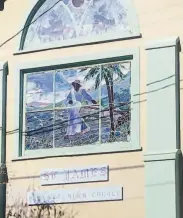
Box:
[0,0,182,217]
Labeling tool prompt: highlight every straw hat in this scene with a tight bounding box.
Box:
[71,80,82,86]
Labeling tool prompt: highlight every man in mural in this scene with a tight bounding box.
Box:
[65,80,97,138]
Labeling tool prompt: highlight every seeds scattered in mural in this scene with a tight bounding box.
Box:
[23,0,131,49]
[24,62,131,150]
[25,111,54,149]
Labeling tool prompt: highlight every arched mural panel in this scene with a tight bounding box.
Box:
[20,0,140,50]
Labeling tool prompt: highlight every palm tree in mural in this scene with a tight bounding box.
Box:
[83,64,127,140]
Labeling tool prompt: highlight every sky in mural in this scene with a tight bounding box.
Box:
[24,62,131,150]
[23,0,131,49]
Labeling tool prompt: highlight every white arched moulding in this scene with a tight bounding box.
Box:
[19,0,140,52]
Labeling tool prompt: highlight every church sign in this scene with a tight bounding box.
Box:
[27,186,123,205]
[40,165,109,185]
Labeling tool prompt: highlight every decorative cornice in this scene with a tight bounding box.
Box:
[145,36,180,50]
[144,149,182,162]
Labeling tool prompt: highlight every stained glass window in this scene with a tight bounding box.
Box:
[24,61,131,150]
[21,0,139,50]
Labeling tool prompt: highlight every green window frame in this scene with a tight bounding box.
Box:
[0,61,8,218]
[13,48,140,159]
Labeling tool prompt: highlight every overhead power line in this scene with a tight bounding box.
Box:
[0,0,62,49]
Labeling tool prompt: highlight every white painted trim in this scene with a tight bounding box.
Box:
[0,62,5,70]
[14,48,138,69]
[13,147,141,161]
[145,36,180,50]
[14,33,141,55]
[144,149,180,162]
[13,47,141,158]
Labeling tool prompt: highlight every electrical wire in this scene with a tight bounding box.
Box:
[0,0,62,49]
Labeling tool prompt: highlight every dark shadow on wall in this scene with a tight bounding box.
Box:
[6,183,78,218]
[6,202,78,218]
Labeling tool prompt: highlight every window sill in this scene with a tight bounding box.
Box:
[14,34,141,55]
[12,146,142,161]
